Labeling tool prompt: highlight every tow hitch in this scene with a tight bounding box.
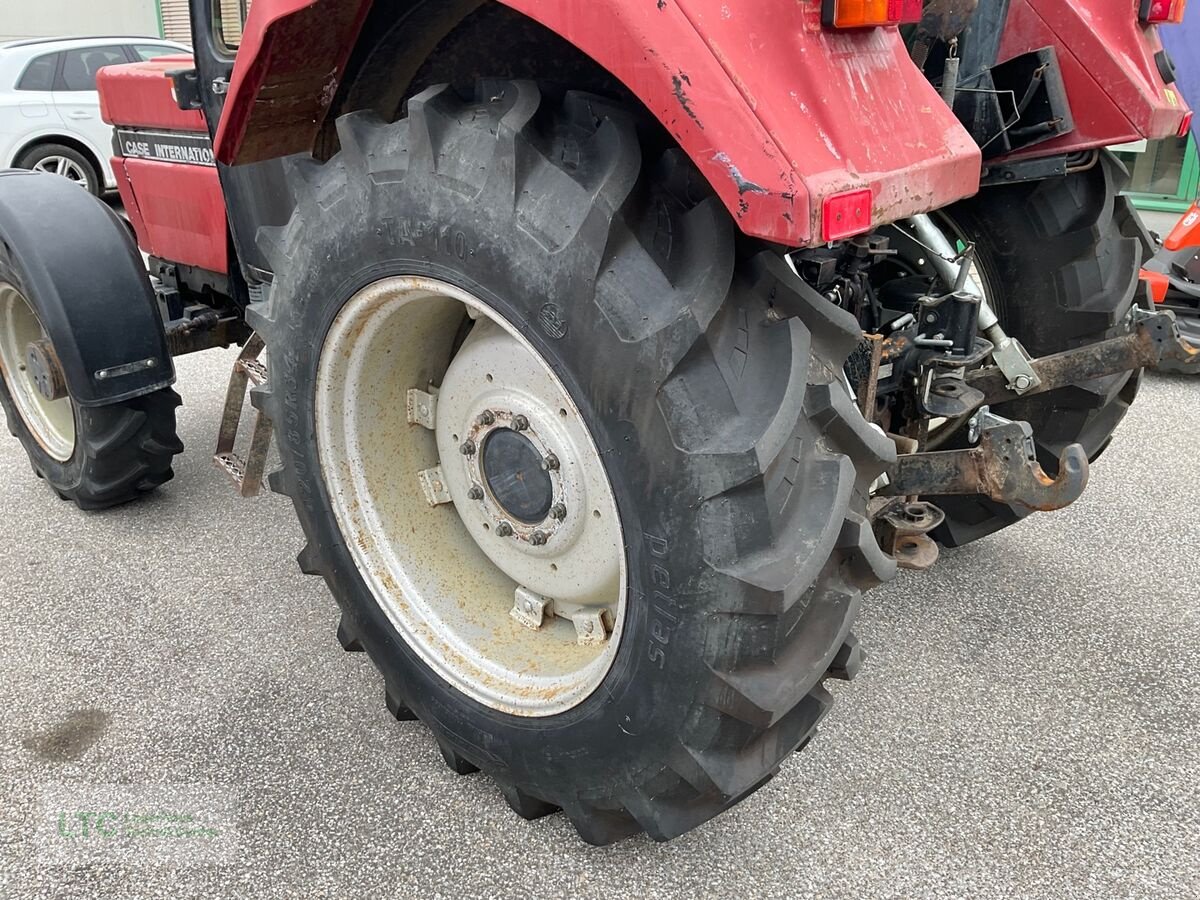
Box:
[879,413,1089,512]
[869,308,1194,555]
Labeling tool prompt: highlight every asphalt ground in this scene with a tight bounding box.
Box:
[0,345,1197,897]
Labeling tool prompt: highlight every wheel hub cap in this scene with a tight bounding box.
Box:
[480,427,553,523]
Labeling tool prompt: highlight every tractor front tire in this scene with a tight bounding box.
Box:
[250,81,896,843]
[0,265,182,510]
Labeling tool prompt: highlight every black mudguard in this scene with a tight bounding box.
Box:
[0,170,173,406]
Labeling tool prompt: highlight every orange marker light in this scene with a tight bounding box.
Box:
[823,0,923,28]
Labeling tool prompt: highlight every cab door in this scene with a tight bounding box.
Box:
[191,0,291,282]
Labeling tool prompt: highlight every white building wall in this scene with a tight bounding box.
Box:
[0,0,161,43]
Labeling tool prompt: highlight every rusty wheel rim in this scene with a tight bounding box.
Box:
[0,283,74,461]
[315,276,626,717]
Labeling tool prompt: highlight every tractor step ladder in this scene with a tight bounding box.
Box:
[213,333,272,496]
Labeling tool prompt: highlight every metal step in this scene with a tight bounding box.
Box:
[212,333,272,497]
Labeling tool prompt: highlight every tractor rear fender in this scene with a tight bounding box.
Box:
[996,0,1191,160]
[0,172,174,406]
[212,0,982,247]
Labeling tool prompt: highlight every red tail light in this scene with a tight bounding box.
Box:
[823,0,923,29]
[1139,0,1187,24]
[822,189,873,241]
[1179,110,1194,137]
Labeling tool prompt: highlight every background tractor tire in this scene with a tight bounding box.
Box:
[0,263,183,510]
[932,153,1153,546]
[250,81,896,844]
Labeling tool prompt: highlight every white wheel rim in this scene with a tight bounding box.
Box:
[315,276,626,717]
[31,156,90,190]
[0,283,75,461]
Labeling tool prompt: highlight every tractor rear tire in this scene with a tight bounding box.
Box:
[249,81,896,843]
[933,153,1152,546]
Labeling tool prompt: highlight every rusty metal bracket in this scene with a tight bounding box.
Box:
[880,418,1088,512]
[164,311,246,357]
[872,498,946,571]
[967,310,1199,405]
[857,333,884,421]
[213,333,272,497]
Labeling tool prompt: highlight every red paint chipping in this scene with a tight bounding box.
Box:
[214,0,981,247]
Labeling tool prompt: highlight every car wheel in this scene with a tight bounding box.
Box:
[16,143,101,196]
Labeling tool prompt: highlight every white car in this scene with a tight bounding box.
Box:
[0,36,190,195]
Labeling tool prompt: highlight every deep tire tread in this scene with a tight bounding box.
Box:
[4,388,184,510]
[257,79,895,844]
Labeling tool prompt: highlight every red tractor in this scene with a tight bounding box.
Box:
[1143,200,1200,369]
[0,0,1196,843]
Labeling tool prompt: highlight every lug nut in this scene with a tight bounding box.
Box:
[530,531,548,546]
[512,414,529,431]
[496,521,513,537]
[467,485,484,501]
[477,410,495,426]
[549,503,567,520]
[542,453,560,471]
[460,439,476,456]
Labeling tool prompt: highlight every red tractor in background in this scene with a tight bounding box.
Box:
[1143,201,1200,369]
[0,0,1196,844]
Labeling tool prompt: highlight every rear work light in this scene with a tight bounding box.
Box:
[822,0,923,28]
[1139,0,1187,24]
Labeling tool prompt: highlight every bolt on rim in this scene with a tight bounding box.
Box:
[0,282,75,461]
[315,276,626,717]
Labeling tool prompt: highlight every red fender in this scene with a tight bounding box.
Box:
[996,0,1191,160]
[214,0,982,246]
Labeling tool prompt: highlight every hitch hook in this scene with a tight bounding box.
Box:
[881,417,1088,512]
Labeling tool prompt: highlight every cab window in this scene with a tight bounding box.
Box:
[215,0,250,52]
